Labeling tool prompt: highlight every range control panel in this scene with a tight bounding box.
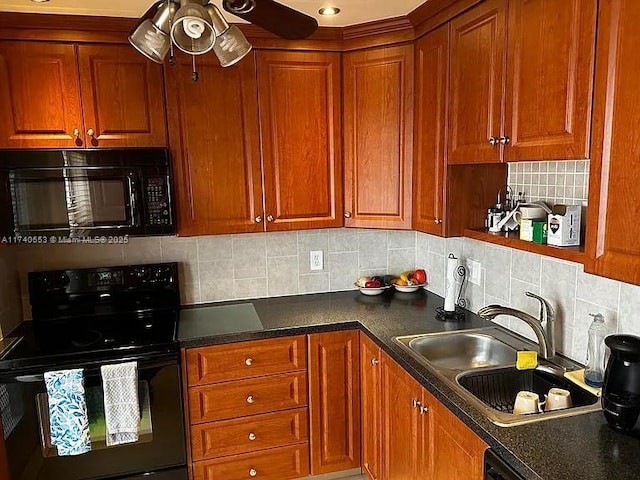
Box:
[146,177,172,226]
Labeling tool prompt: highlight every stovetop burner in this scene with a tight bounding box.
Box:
[70,329,104,349]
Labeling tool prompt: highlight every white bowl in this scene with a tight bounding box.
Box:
[392,283,426,293]
[355,283,389,296]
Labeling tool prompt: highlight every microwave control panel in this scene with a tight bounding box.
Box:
[145,177,172,226]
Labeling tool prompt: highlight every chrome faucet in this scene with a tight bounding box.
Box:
[477,292,556,359]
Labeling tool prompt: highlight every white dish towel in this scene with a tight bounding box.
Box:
[100,361,140,447]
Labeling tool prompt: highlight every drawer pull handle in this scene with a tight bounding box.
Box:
[249,468,257,477]
[371,358,379,366]
[246,395,254,404]
[248,432,256,441]
[245,358,253,366]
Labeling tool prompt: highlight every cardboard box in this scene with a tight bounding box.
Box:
[547,205,581,246]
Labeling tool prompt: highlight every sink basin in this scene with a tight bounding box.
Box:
[393,327,602,426]
[407,332,517,371]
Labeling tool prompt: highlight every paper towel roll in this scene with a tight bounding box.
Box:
[444,254,459,312]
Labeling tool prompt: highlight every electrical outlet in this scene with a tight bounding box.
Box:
[466,259,482,286]
[310,251,324,271]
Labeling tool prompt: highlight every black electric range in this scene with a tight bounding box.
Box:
[0,263,187,480]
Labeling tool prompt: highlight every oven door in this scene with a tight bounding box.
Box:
[0,353,186,480]
[9,164,140,237]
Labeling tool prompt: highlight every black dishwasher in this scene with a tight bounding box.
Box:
[485,449,526,480]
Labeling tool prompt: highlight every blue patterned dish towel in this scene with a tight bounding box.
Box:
[101,362,140,446]
[44,368,91,456]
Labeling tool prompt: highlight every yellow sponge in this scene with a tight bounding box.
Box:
[516,351,538,370]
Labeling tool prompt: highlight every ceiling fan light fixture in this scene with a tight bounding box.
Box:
[171,0,216,55]
[128,2,175,64]
[213,26,253,67]
[318,6,340,15]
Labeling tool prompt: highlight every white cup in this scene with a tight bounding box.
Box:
[513,391,544,415]
[544,388,572,411]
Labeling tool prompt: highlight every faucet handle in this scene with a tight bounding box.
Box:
[525,292,554,322]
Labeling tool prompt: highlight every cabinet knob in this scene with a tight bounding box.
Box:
[73,128,80,138]
[499,136,511,145]
[246,395,254,404]
[245,357,253,366]
[344,212,352,219]
[249,468,257,477]
[87,128,95,138]
[412,399,421,409]
[248,432,256,441]
[370,358,379,366]
[434,218,442,225]
[266,215,274,222]
[489,136,498,146]
[420,405,429,414]
[254,216,262,224]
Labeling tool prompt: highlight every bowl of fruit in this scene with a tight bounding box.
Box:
[355,276,390,296]
[392,269,427,293]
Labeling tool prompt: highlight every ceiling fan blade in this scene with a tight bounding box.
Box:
[223,0,319,40]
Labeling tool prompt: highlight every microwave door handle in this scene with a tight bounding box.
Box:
[127,175,139,227]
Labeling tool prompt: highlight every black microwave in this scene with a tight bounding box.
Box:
[0,148,176,238]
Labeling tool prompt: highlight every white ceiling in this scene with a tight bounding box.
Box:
[0,0,426,27]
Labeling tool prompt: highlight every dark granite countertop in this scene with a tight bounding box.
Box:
[178,290,640,480]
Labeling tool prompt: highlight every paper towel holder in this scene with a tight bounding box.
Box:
[435,259,467,322]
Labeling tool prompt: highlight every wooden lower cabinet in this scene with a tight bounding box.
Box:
[192,444,310,480]
[360,333,383,480]
[308,331,361,474]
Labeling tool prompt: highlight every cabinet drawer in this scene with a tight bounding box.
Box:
[193,443,310,480]
[191,408,309,461]
[189,372,308,424]
[186,336,307,386]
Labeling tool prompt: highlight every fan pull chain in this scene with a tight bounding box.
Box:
[192,54,199,82]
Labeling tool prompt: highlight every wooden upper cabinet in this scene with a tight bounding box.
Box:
[166,53,263,236]
[307,331,361,475]
[448,0,507,164]
[77,45,167,148]
[432,400,487,480]
[343,44,414,229]
[504,0,597,161]
[586,0,640,285]
[257,51,343,231]
[382,353,424,480]
[0,41,83,149]
[413,25,449,235]
[360,333,382,480]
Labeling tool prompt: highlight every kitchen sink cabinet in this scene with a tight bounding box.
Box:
[343,44,414,229]
[257,50,344,232]
[448,0,596,164]
[413,24,449,235]
[0,41,167,150]
[307,330,361,475]
[166,52,264,236]
[586,0,640,286]
[360,333,383,480]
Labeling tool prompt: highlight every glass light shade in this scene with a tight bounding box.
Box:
[129,19,171,63]
[171,1,216,55]
[213,26,253,67]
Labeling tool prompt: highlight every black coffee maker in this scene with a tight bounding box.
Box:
[602,334,640,431]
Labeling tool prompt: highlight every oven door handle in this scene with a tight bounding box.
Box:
[127,174,139,227]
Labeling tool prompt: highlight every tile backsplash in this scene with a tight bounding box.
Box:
[508,160,590,206]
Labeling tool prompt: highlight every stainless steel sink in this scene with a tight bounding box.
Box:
[394,327,601,426]
[406,332,517,371]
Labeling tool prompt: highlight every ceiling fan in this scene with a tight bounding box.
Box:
[129,0,319,77]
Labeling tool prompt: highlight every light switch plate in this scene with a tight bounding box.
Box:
[466,259,482,286]
[310,251,324,271]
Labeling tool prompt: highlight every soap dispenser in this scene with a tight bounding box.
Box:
[585,313,607,388]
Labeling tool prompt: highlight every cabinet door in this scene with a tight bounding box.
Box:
[0,41,83,149]
[504,0,597,161]
[166,53,263,236]
[413,25,449,235]
[343,45,414,229]
[308,331,361,475]
[432,401,487,480]
[448,0,507,164]
[382,354,422,480]
[77,44,167,148]
[257,51,343,231]
[360,333,382,480]
[586,0,640,285]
